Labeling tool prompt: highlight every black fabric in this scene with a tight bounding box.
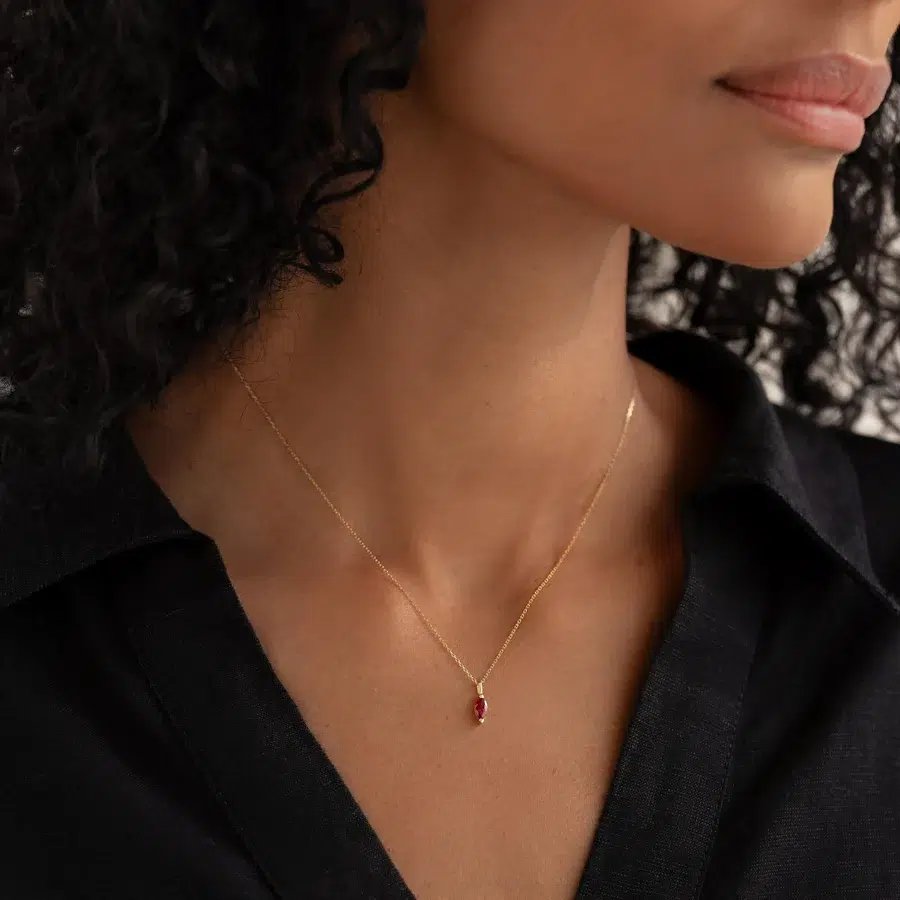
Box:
[2,328,900,899]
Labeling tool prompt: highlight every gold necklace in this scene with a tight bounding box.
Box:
[227,354,636,725]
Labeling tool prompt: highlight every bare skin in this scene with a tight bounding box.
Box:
[130,0,900,896]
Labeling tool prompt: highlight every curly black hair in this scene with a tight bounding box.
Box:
[3,0,900,474]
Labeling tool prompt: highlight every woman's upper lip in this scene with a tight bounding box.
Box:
[718,52,892,119]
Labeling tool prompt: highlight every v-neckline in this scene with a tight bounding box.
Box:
[121,495,767,900]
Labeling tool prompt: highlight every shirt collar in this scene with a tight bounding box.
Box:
[631,329,899,615]
[0,428,192,610]
[0,329,896,614]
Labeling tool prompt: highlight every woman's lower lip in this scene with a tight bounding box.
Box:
[717,83,866,153]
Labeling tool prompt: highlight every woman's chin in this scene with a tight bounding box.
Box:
[650,207,835,271]
[705,226,832,271]
[621,156,840,271]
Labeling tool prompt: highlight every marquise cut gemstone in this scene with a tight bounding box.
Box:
[474,696,488,723]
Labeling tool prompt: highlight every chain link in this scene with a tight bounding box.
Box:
[227,353,636,690]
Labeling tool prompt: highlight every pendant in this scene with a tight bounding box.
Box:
[474,682,488,724]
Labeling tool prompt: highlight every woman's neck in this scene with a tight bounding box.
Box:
[131,92,710,605]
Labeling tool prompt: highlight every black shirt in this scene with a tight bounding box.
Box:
[3,328,900,900]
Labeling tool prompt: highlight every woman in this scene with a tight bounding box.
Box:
[4,1,900,898]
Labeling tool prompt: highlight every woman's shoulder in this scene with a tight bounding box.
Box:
[831,423,900,591]
[777,405,900,602]
[0,432,191,616]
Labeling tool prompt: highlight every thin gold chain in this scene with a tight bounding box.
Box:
[227,353,636,690]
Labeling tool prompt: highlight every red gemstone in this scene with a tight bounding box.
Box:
[474,697,488,723]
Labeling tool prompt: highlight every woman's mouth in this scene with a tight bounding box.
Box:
[715,52,892,153]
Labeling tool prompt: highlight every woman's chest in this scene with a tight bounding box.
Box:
[231,557,681,900]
